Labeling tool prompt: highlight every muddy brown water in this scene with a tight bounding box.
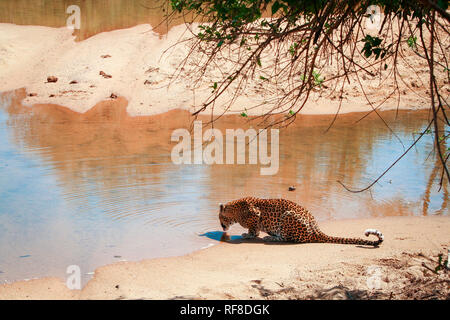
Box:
[0,0,184,40]
[0,89,447,285]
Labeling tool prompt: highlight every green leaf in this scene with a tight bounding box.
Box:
[240,112,248,117]
[211,82,218,92]
[407,36,417,49]
[271,1,281,15]
[312,70,324,87]
[437,0,449,10]
[289,42,298,56]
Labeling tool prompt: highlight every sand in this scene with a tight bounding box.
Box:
[0,22,440,118]
[0,216,448,300]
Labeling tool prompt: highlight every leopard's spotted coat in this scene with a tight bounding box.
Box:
[219,197,384,246]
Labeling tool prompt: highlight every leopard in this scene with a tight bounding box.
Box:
[219,197,384,246]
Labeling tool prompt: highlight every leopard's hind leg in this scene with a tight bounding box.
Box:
[278,210,315,243]
[241,232,259,239]
[262,235,284,242]
[262,210,296,242]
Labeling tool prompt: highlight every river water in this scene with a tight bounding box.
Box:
[0,0,184,40]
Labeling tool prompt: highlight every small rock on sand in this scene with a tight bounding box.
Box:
[99,71,112,79]
[101,54,111,58]
[110,93,117,99]
[46,76,58,83]
[69,80,78,84]
[288,186,296,191]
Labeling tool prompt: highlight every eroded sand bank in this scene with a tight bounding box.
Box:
[0,23,438,117]
[0,216,448,300]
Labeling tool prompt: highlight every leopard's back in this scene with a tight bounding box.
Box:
[247,198,320,236]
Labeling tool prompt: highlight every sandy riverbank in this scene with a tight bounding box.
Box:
[0,22,440,117]
[0,216,448,300]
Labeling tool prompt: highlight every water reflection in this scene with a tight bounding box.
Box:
[0,0,184,40]
[0,89,447,284]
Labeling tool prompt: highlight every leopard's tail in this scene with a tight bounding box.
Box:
[317,228,384,247]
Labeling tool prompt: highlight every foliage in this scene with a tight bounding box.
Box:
[167,0,450,191]
[434,253,449,273]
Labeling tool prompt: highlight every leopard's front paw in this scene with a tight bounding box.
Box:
[241,233,256,239]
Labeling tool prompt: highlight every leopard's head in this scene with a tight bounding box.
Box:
[219,203,235,231]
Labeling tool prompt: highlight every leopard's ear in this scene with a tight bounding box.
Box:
[219,203,224,212]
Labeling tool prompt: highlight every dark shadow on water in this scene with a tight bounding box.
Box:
[199,231,243,242]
